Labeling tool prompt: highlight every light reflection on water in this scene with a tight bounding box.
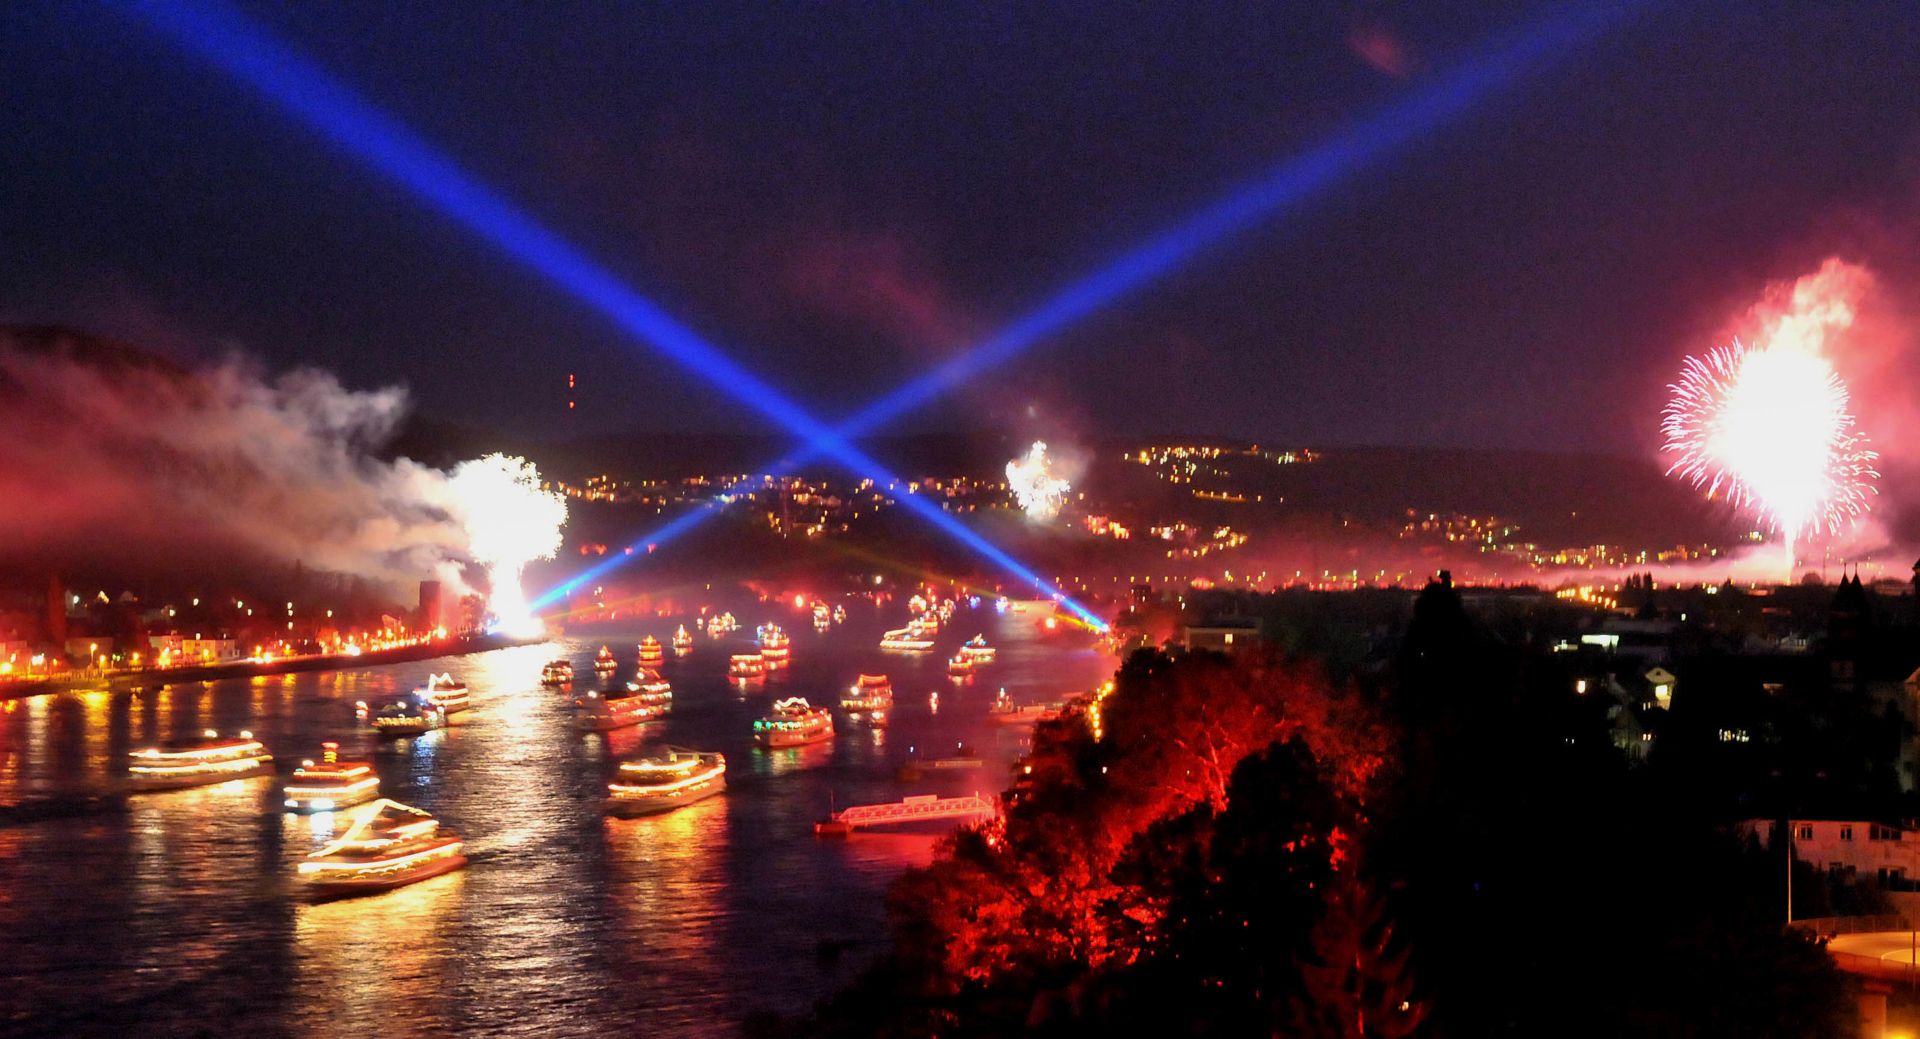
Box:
[0,601,1113,1036]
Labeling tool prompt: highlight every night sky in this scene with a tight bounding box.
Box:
[5,1,1919,453]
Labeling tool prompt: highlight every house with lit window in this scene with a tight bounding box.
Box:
[1183,619,1260,656]
[1741,819,1920,888]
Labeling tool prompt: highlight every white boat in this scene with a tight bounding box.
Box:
[831,604,847,624]
[959,635,996,663]
[947,653,974,677]
[593,646,618,676]
[671,625,694,651]
[637,636,664,667]
[414,673,469,713]
[283,742,379,813]
[754,697,834,748]
[572,688,664,732]
[297,799,466,897]
[989,688,1060,726]
[606,749,727,816]
[880,623,935,651]
[540,659,574,686]
[372,697,446,737]
[729,654,767,681]
[129,730,272,792]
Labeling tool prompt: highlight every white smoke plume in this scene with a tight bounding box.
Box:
[0,329,565,618]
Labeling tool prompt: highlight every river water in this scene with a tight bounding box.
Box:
[0,597,1113,1037]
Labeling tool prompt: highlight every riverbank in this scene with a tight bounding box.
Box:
[0,632,542,702]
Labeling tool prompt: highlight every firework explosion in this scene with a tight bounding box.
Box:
[1661,293,1878,578]
[446,454,568,637]
[1006,440,1071,522]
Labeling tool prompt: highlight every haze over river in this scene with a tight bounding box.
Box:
[0,597,1114,1037]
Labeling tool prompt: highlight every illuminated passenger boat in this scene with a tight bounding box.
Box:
[989,688,1060,726]
[637,636,664,667]
[754,697,834,748]
[832,604,847,624]
[298,799,466,897]
[128,730,273,792]
[841,674,894,724]
[572,688,664,732]
[879,623,935,651]
[720,612,739,632]
[729,654,767,681]
[946,653,974,677]
[283,742,379,813]
[671,625,694,651]
[373,697,446,737]
[540,659,575,686]
[959,635,996,663]
[413,673,470,713]
[759,624,791,667]
[629,670,674,711]
[593,646,618,676]
[606,749,727,816]
[918,612,941,633]
[813,611,832,632]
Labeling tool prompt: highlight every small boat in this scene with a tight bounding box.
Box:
[572,688,664,732]
[759,624,791,667]
[843,674,893,726]
[754,697,834,748]
[593,646,618,676]
[812,602,830,623]
[989,688,1060,726]
[372,697,446,737]
[918,612,941,633]
[629,670,674,711]
[606,749,727,816]
[671,625,694,651]
[880,623,935,651]
[414,673,470,713]
[831,604,847,624]
[283,742,380,813]
[841,674,894,714]
[637,636,664,667]
[813,612,832,632]
[959,635,996,664]
[813,818,855,838]
[729,654,767,682]
[297,799,466,897]
[540,659,575,686]
[946,653,974,677]
[129,730,272,792]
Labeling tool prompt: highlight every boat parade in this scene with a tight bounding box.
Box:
[77,590,1071,910]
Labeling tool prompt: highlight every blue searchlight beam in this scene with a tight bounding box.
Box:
[120,0,1109,630]
[527,0,1647,606]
